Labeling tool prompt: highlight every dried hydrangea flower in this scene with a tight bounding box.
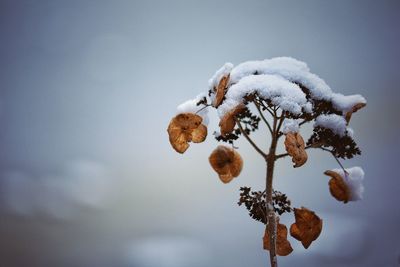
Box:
[324,167,364,203]
[263,221,293,256]
[209,145,243,183]
[213,74,230,108]
[284,132,308,167]
[219,103,246,136]
[167,113,207,153]
[324,170,350,203]
[290,207,322,249]
[344,102,366,124]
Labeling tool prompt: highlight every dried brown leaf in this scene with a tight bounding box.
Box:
[263,222,293,256]
[209,145,243,183]
[219,104,246,136]
[191,124,207,143]
[213,75,230,108]
[284,132,308,168]
[345,102,366,124]
[324,170,350,203]
[167,113,207,153]
[290,207,322,249]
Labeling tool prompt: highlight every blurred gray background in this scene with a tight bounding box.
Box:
[0,0,399,266]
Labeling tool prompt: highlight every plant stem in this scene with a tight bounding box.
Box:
[236,105,279,267]
[266,111,279,267]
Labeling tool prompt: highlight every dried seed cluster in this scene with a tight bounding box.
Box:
[238,187,292,224]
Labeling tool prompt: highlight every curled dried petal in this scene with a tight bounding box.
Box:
[191,124,207,143]
[284,132,308,168]
[263,222,293,256]
[219,104,246,136]
[209,145,243,183]
[290,207,322,249]
[167,113,207,153]
[345,102,366,124]
[213,75,230,108]
[324,170,350,203]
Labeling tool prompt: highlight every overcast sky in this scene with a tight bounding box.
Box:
[0,0,399,266]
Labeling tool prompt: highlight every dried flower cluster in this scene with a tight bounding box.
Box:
[167,57,366,267]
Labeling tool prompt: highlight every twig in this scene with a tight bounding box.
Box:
[235,119,268,158]
[321,149,348,175]
[254,101,273,134]
[276,115,285,137]
[257,99,275,117]
[275,144,318,159]
[275,143,349,176]
[299,119,310,126]
[195,104,211,114]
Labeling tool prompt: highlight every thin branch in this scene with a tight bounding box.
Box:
[195,104,211,114]
[276,114,285,137]
[235,119,268,158]
[257,99,275,117]
[299,119,310,126]
[320,148,349,175]
[275,143,322,159]
[266,107,275,118]
[275,144,349,175]
[254,101,273,134]
[275,152,289,160]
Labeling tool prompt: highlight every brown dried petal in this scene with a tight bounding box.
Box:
[191,124,207,143]
[345,102,366,124]
[263,223,293,256]
[213,75,230,108]
[290,207,322,249]
[219,104,246,136]
[167,113,207,153]
[209,145,243,183]
[324,170,350,203]
[284,132,308,168]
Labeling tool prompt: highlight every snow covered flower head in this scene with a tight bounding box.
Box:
[167,57,367,262]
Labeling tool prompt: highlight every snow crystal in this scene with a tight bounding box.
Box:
[315,114,349,136]
[331,167,365,201]
[229,57,332,101]
[281,119,300,134]
[208,62,234,91]
[217,74,307,117]
[176,93,209,125]
[331,93,367,113]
